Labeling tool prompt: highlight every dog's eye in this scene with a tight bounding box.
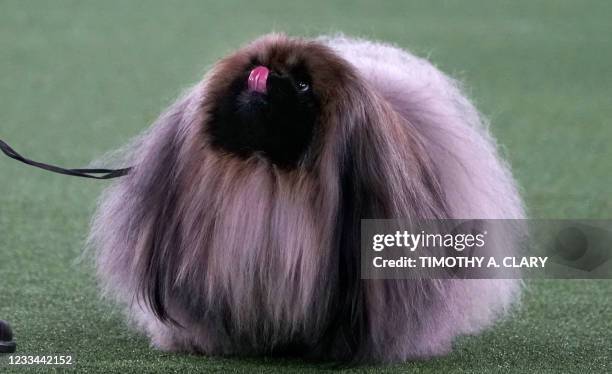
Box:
[296,81,310,92]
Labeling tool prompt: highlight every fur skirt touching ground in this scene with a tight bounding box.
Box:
[89,34,525,363]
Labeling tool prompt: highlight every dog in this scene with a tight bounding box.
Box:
[89,34,524,363]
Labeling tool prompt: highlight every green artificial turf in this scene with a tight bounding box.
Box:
[1,1,611,372]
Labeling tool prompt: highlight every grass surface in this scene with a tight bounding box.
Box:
[1,0,611,372]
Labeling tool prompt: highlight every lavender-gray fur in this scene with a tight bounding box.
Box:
[89,34,524,363]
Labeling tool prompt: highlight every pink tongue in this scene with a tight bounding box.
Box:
[247,66,269,93]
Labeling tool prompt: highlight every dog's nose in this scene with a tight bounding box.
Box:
[247,66,269,94]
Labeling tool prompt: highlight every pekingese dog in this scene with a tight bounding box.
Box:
[89,34,524,363]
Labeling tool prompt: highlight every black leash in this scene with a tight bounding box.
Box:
[0,138,130,179]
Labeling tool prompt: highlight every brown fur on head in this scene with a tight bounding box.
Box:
[90,34,522,362]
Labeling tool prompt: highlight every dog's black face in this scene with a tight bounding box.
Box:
[207,61,319,167]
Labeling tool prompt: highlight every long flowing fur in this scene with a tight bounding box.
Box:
[89,34,524,363]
